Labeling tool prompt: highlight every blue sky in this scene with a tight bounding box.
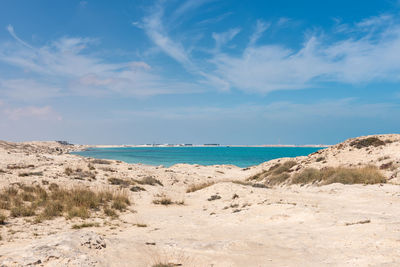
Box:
[0,0,400,145]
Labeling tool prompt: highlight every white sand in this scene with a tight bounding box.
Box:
[0,135,399,266]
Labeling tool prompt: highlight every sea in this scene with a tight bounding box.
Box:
[73,146,325,168]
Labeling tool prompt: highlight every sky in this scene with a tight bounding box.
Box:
[0,0,400,145]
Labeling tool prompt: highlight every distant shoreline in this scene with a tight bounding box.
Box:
[88,144,330,148]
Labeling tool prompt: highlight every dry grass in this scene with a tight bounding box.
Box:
[0,212,6,225]
[108,177,132,187]
[230,180,269,188]
[291,166,386,185]
[91,159,112,164]
[152,197,173,205]
[248,160,297,185]
[152,194,184,206]
[72,222,100,229]
[0,185,131,223]
[186,181,215,193]
[130,186,146,192]
[18,171,43,177]
[64,167,95,180]
[7,164,34,170]
[135,176,163,186]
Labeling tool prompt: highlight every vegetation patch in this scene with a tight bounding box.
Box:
[18,171,43,177]
[0,212,6,225]
[135,176,163,186]
[248,160,297,185]
[72,222,100,229]
[207,195,221,201]
[7,164,35,170]
[380,162,394,170]
[108,177,132,187]
[64,167,96,180]
[152,194,184,206]
[130,186,146,192]
[291,166,386,185]
[91,159,112,165]
[0,185,130,223]
[350,137,385,149]
[186,181,215,193]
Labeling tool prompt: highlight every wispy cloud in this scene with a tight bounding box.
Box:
[212,27,241,50]
[211,15,400,93]
[140,3,400,94]
[197,12,233,25]
[248,20,270,46]
[0,26,204,100]
[141,5,191,66]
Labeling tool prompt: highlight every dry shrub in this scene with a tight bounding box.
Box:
[64,167,95,180]
[186,181,215,193]
[292,166,386,185]
[18,171,43,177]
[0,213,6,225]
[108,177,131,186]
[135,176,163,186]
[152,197,172,205]
[152,194,183,206]
[72,222,100,229]
[350,137,385,149]
[91,159,112,165]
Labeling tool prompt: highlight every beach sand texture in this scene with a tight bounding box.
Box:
[0,134,400,266]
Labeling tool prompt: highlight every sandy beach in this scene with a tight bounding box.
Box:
[0,134,400,266]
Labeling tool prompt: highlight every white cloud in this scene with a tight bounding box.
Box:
[140,4,400,94]
[212,28,241,50]
[172,0,216,21]
[249,20,270,46]
[210,15,400,93]
[0,26,204,99]
[142,6,191,66]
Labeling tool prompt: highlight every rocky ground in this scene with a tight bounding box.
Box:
[0,135,400,266]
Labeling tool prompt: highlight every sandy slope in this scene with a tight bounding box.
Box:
[0,135,400,266]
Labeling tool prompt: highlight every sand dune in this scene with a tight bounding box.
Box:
[0,135,400,266]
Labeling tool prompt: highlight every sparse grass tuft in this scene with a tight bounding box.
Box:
[108,177,131,186]
[64,167,95,180]
[291,166,386,185]
[135,176,163,186]
[18,171,43,177]
[152,194,183,206]
[0,213,6,225]
[130,186,146,192]
[153,197,172,205]
[186,181,215,193]
[72,222,100,229]
[91,159,112,165]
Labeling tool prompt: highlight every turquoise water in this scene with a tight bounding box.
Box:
[73,146,325,168]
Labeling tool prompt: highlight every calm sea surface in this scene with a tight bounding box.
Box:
[73,146,325,168]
